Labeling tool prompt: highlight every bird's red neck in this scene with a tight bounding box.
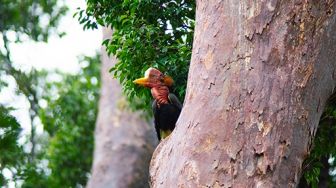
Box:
[151,85,169,105]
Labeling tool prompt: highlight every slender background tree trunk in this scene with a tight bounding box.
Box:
[87,28,157,188]
[150,1,336,187]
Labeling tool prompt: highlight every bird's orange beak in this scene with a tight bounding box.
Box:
[133,75,174,87]
[133,77,149,87]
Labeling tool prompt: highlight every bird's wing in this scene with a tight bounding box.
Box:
[152,100,161,140]
[168,93,182,110]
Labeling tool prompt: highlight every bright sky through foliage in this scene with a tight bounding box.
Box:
[0,0,101,161]
[9,1,101,73]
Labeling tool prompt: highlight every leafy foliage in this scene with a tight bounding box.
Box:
[0,0,100,187]
[78,0,195,113]
[39,55,100,187]
[0,54,100,187]
[0,1,67,187]
[0,0,67,42]
[301,99,336,187]
[0,106,23,186]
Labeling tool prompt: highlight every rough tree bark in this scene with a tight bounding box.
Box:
[87,28,157,188]
[150,1,336,187]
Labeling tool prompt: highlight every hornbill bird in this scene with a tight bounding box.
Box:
[133,67,182,140]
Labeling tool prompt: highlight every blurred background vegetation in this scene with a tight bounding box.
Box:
[0,1,99,187]
[0,0,335,187]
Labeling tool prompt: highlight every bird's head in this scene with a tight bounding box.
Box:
[133,67,174,88]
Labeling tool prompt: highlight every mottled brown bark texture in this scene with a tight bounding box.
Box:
[150,1,336,187]
[86,28,157,188]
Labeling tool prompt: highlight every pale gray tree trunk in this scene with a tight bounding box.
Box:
[87,28,157,188]
[150,1,336,187]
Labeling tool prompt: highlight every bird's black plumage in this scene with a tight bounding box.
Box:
[152,93,182,140]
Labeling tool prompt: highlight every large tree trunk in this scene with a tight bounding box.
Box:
[87,28,157,188]
[150,1,336,187]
